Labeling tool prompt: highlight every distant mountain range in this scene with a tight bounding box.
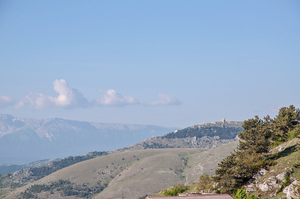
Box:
[0,117,245,198]
[1,113,299,199]
[0,114,176,164]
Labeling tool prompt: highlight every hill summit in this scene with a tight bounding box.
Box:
[116,119,243,152]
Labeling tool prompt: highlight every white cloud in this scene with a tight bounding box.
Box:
[0,95,14,108]
[16,79,88,109]
[150,93,182,106]
[49,79,88,108]
[15,92,51,109]
[92,89,139,106]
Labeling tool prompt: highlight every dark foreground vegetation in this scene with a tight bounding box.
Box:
[198,105,300,197]
[163,105,300,199]
[214,105,299,193]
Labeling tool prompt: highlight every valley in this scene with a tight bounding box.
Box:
[1,142,238,199]
[0,116,243,198]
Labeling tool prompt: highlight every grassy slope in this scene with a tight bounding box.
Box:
[95,141,238,199]
[95,150,192,199]
[245,138,300,199]
[182,140,239,184]
[4,141,238,199]
[153,140,300,199]
[4,149,198,199]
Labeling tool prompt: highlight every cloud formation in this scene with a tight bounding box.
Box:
[49,79,88,108]
[150,93,182,106]
[15,92,50,109]
[15,79,181,109]
[0,95,14,108]
[92,89,139,106]
[16,79,88,109]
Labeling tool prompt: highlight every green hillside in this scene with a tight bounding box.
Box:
[115,120,243,152]
[189,105,300,199]
[0,151,108,193]
[2,141,238,199]
[0,119,243,199]
[3,103,299,199]
[164,120,242,139]
[246,138,300,199]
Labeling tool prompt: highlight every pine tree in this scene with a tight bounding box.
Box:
[210,105,299,195]
[271,105,300,142]
[214,116,272,194]
[238,115,271,153]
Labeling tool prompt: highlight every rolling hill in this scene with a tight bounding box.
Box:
[0,118,243,198]
[2,141,238,199]
[115,119,242,152]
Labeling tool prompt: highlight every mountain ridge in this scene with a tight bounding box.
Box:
[114,119,242,152]
[0,114,177,164]
[0,117,244,198]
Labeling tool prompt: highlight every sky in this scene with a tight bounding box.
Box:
[0,0,299,128]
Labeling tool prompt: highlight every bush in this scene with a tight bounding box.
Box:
[287,129,300,141]
[163,183,188,196]
[271,138,284,148]
[196,175,213,193]
[283,173,291,188]
[234,189,258,199]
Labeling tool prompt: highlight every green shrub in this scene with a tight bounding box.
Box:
[163,183,188,196]
[293,162,300,168]
[234,189,258,199]
[196,175,213,193]
[271,138,284,148]
[287,129,300,141]
[283,173,291,188]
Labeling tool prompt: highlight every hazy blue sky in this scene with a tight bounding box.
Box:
[0,0,299,128]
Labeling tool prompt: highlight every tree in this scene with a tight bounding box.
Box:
[209,105,299,195]
[196,175,213,193]
[214,153,238,193]
[271,105,300,142]
[233,150,267,183]
[238,115,271,154]
[214,116,272,194]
